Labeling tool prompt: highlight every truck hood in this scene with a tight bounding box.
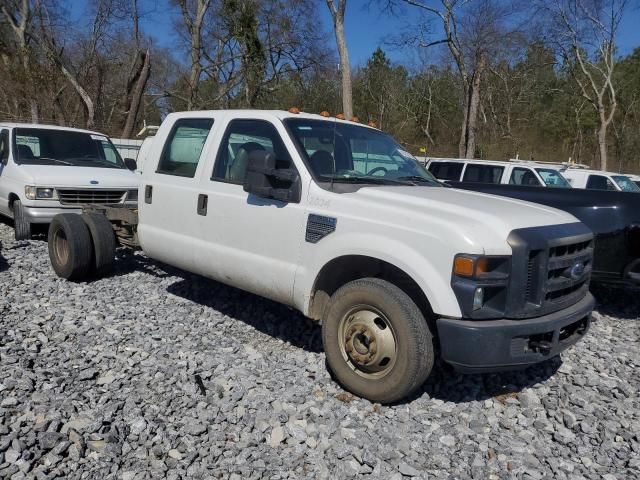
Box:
[20,165,140,188]
[349,186,580,254]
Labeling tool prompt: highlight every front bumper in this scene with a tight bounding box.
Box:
[23,205,83,223]
[437,293,594,373]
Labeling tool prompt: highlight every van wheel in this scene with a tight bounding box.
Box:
[82,212,116,276]
[322,278,434,404]
[13,200,32,241]
[48,214,93,281]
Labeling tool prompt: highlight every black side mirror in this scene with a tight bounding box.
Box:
[243,150,301,203]
[124,158,137,171]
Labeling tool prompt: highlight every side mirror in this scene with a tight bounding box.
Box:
[124,158,138,171]
[243,150,301,203]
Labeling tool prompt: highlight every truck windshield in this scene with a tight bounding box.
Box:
[611,175,640,192]
[285,118,439,186]
[535,168,571,188]
[13,128,124,168]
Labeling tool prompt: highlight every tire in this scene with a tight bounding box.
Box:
[82,212,116,276]
[47,214,93,281]
[12,200,32,241]
[322,278,434,404]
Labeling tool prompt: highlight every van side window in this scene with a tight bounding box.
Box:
[0,129,9,163]
[586,174,616,191]
[212,119,292,184]
[462,164,504,184]
[156,118,214,178]
[427,162,464,181]
[509,167,541,186]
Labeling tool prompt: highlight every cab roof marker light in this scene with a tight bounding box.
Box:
[336,113,345,120]
[319,111,330,117]
[288,107,300,114]
[351,116,360,123]
[368,121,377,128]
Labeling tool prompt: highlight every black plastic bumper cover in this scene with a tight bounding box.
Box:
[437,293,595,372]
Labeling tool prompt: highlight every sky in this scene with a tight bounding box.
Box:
[65,0,640,67]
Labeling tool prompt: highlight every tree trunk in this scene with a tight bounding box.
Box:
[327,0,352,118]
[58,63,95,129]
[597,117,608,171]
[122,49,151,139]
[458,54,485,159]
[334,18,352,118]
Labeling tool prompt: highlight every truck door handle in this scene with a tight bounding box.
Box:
[197,194,208,216]
[144,185,153,204]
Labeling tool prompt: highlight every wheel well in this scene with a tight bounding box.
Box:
[8,193,19,208]
[309,255,435,325]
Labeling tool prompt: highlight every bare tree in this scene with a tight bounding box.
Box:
[385,0,514,158]
[326,0,353,118]
[176,0,211,110]
[543,0,627,170]
[1,0,39,122]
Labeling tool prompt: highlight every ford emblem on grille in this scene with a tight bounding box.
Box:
[566,262,585,280]
[90,180,99,185]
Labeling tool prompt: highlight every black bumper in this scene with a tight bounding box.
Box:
[437,293,594,373]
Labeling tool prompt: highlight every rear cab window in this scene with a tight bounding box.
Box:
[462,164,504,184]
[427,162,464,181]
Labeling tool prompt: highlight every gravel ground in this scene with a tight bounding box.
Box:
[0,221,639,480]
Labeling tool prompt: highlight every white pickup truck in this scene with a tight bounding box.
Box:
[44,110,595,403]
[0,123,139,240]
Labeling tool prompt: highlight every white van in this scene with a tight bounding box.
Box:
[0,123,140,240]
[546,166,640,192]
[425,158,571,188]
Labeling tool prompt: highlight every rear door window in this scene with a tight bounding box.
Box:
[462,164,504,184]
[427,162,464,181]
[0,129,9,163]
[156,118,214,178]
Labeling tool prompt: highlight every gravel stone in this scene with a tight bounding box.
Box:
[0,225,638,479]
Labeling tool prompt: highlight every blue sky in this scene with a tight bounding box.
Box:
[66,0,640,67]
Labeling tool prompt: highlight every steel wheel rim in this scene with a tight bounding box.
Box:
[53,228,69,265]
[338,305,397,379]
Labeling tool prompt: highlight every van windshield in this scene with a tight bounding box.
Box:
[285,118,439,186]
[611,175,640,192]
[535,168,571,188]
[14,128,124,168]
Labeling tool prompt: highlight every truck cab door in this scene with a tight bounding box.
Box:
[137,117,216,272]
[193,117,307,306]
[0,129,11,215]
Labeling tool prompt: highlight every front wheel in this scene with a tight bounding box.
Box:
[322,278,434,404]
[12,200,32,241]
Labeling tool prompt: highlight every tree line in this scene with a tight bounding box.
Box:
[0,0,638,173]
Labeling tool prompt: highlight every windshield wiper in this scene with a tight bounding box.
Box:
[396,175,438,185]
[325,176,415,186]
[21,157,73,165]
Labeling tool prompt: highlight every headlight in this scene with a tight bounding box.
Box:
[25,186,57,200]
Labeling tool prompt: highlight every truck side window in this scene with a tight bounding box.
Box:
[0,129,9,163]
[212,119,292,184]
[586,174,616,191]
[427,162,463,181]
[156,118,213,178]
[509,167,541,186]
[462,164,504,184]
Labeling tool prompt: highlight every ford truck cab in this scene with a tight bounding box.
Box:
[546,165,640,192]
[45,110,595,403]
[0,123,139,239]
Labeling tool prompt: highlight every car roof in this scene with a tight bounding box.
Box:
[0,122,109,137]
[427,158,544,168]
[163,109,381,131]
[561,168,630,176]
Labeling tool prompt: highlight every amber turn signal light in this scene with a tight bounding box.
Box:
[453,257,475,277]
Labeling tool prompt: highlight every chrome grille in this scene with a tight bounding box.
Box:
[57,189,126,205]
